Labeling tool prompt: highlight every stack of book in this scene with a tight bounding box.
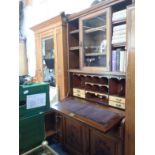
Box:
[112,9,126,22]
[112,24,126,44]
[112,49,126,72]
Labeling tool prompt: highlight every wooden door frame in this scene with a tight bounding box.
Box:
[79,7,112,73]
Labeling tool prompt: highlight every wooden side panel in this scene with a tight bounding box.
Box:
[35,33,43,82]
[55,26,68,100]
[62,24,69,98]
[125,5,135,155]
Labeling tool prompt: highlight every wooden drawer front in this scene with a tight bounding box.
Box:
[109,100,125,110]
[109,96,125,104]
[73,88,85,94]
[73,88,85,98]
[74,93,86,98]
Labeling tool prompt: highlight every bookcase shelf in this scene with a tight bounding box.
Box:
[68,19,80,69]
[69,46,80,51]
[85,90,108,98]
[69,69,126,76]
[69,51,80,69]
[112,43,126,47]
[85,52,106,56]
[84,26,106,33]
[111,5,127,74]
[112,18,126,24]
[85,82,109,88]
[45,130,57,138]
[69,29,79,34]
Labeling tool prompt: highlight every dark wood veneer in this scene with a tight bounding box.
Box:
[51,98,125,155]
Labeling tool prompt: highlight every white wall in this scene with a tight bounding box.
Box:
[24,0,94,76]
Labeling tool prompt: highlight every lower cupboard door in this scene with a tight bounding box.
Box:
[90,130,119,155]
[64,117,89,155]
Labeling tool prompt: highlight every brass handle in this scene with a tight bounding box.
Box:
[116,98,122,102]
[116,103,121,107]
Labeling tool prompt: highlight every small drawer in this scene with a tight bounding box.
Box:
[73,88,85,94]
[73,92,86,98]
[73,88,85,98]
[109,100,125,109]
[73,88,78,93]
[109,96,125,104]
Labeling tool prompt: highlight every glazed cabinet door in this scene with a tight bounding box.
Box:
[64,117,89,155]
[42,37,56,86]
[90,129,121,155]
[80,8,111,72]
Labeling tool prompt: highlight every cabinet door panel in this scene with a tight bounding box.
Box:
[64,117,89,155]
[90,130,118,155]
[80,8,111,72]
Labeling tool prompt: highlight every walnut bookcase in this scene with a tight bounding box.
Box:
[67,0,132,110]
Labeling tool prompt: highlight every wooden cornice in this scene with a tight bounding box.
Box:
[31,15,65,32]
[68,0,125,21]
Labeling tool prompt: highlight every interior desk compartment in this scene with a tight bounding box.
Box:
[86,92,108,105]
[72,74,86,89]
[109,77,125,97]
[109,77,126,109]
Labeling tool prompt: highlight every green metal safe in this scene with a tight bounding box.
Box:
[19,82,50,154]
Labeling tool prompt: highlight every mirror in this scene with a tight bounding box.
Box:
[42,37,55,87]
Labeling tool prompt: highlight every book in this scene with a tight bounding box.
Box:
[112,34,126,40]
[112,15,126,22]
[120,51,125,72]
[112,24,126,44]
[112,49,122,72]
[123,52,127,72]
[112,50,117,71]
[113,29,126,35]
[112,9,127,22]
[113,24,126,31]
[112,37,126,44]
[116,49,121,71]
[112,9,126,17]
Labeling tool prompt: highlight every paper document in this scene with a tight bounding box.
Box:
[26,93,46,109]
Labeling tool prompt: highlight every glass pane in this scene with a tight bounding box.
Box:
[42,38,55,86]
[83,13,107,67]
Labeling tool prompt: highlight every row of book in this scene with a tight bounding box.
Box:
[112,9,127,22]
[112,24,126,44]
[112,49,127,72]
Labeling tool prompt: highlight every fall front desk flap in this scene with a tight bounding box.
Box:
[54,98,124,132]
